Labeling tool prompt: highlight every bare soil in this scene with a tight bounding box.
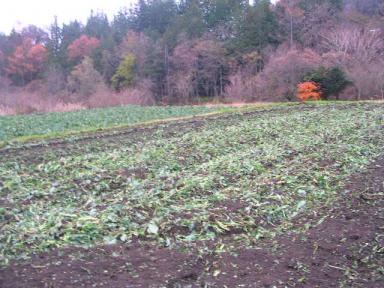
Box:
[1,156,383,288]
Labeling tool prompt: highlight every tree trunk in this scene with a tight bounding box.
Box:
[220,68,223,97]
[21,73,25,87]
[164,45,170,101]
[290,14,293,49]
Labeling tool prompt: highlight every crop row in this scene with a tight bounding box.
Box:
[0,105,216,142]
[0,103,383,265]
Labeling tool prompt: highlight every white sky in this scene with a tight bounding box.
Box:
[0,0,279,34]
[0,0,137,34]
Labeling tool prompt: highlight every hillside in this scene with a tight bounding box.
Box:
[0,0,383,115]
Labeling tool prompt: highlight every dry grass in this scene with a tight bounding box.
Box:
[0,105,15,116]
[0,84,154,116]
[49,102,86,113]
[87,87,154,109]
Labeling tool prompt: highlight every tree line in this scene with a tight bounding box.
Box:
[0,0,383,112]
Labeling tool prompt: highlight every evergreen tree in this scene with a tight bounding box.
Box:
[304,67,351,100]
[298,0,343,11]
[131,0,178,38]
[231,0,279,53]
[85,11,111,40]
[175,0,206,39]
[112,9,134,44]
[201,0,247,28]
[46,16,62,67]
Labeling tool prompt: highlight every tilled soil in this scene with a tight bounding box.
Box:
[1,157,383,288]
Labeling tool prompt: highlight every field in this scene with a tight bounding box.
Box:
[0,105,217,144]
[0,102,383,287]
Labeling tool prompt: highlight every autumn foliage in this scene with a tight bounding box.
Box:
[67,35,100,60]
[297,81,321,101]
[6,38,48,83]
[111,54,136,91]
[0,0,383,115]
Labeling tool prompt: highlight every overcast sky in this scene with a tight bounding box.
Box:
[0,0,137,34]
[0,0,278,34]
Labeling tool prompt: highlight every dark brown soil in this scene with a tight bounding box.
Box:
[198,157,384,287]
[1,157,383,287]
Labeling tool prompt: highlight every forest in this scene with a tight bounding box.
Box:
[1,2,384,286]
[0,0,383,114]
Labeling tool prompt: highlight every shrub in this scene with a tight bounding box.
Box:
[304,67,350,100]
[297,81,321,101]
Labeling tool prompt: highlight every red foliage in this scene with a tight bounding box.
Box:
[67,35,100,60]
[6,38,48,80]
[297,81,321,101]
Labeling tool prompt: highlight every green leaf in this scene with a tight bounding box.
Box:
[147,222,159,235]
[297,200,306,211]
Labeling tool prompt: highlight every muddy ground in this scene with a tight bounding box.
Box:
[1,155,383,288]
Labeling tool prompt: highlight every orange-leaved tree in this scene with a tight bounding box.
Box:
[297,81,321,101]
[67,35,100,60]
[6,38,48,85]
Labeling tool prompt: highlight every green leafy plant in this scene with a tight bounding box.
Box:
[0,105,216,142]
[0,103,383,265]
[304,67,351,100]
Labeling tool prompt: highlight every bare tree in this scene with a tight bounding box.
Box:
[298,2,340,49]
[322,26,384,99]
[168,40,198,103]
[67,57,107,102]
[194,38,226,97]
[224,72,257,102]
[276,0,304,49]
[45,67,67,97]
[225,45,322,102]
[321,26,383,63]
[344,0,384,16]
[119,31,152,77]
